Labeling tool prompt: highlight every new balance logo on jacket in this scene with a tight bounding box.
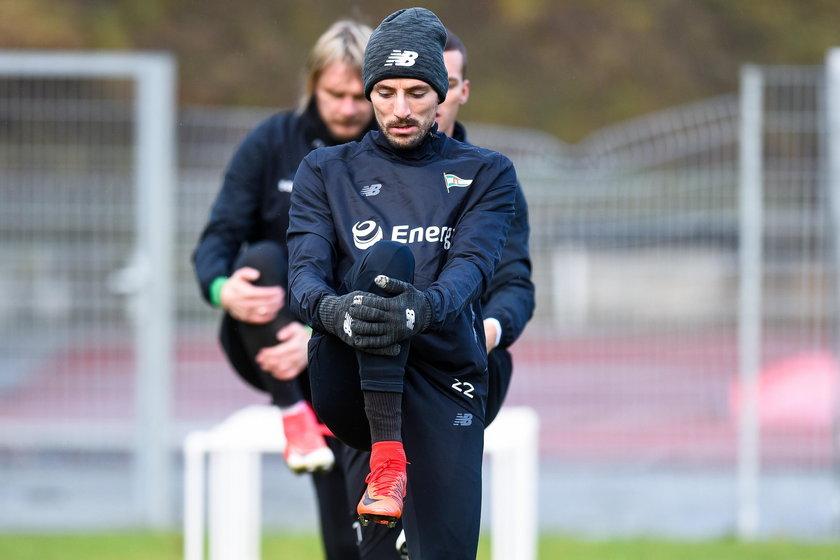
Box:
[360,183,382,197]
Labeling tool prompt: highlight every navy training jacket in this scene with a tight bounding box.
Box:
[453,123,535,350]
[288,127,518,377]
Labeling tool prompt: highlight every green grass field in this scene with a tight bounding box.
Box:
[1,532,840,560]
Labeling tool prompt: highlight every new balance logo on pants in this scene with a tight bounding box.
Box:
[453,413,473,426]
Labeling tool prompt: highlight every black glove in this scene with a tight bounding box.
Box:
[317,291,380,347]
[350,275,431,355]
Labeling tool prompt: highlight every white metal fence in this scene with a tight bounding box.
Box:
[0,51,176,529]
[1,49,839,538]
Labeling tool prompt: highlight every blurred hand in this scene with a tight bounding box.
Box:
[256,322,311,380]
[483,318,499,355]
[220,267,284,324]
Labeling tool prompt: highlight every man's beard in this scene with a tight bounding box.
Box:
[379,117,432,150]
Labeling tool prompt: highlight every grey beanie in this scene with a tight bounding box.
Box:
[363,7,448,103]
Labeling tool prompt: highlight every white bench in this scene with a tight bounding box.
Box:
[183,404,538,560]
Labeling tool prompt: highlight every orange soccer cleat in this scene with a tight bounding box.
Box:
[281,402,335,474]
[357,441,408,528]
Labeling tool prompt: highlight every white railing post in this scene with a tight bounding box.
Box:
[133,53,177,530]
[183,405,539,560]
[184,432,208,560]
[737,64,764,540]
[485,407,539,560]
[825,47,840,533]
[208,451,262,560]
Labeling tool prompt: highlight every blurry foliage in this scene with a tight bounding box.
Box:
[1,0,838,140]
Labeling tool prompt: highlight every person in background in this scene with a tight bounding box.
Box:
[192,19,375,560]
[437,27,534,427]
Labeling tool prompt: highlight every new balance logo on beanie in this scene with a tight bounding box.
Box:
[385,50,419,67]
[363,7,448,102]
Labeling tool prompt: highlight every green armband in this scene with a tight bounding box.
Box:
[209,276,228,307]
